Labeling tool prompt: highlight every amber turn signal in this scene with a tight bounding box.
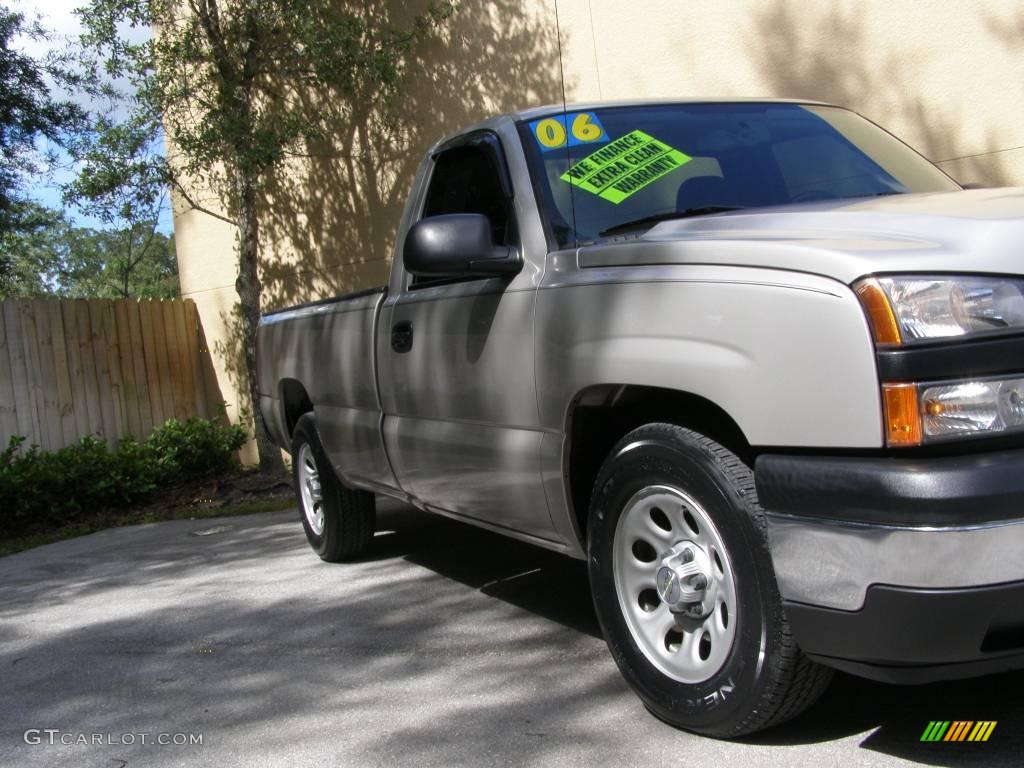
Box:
[855,279,902,345]
[883,383,923,446]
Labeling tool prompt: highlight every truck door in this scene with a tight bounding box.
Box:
[376,131,558,543]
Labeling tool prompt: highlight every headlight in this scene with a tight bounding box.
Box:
[883,375,1024,445]
[855,275,1024,344]
[921,376,1024,438]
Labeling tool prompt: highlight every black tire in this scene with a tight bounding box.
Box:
[587,423,831,738]
[291,413,375,562]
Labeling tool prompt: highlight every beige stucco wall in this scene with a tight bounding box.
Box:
[557,0,1024,185]
[175,0,1024,462]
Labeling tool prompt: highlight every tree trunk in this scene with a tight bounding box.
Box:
[234,172,284,475]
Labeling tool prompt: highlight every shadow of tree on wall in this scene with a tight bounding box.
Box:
[214,0,567,398]
[983,5,1024,47]
[981,4,1024,168]
[747,0,1013,187]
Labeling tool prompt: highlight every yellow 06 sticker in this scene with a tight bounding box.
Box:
[529,112,608,152]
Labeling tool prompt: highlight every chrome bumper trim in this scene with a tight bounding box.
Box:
[765,513,1024,611]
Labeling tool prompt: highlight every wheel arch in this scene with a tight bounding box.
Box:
[564,384,753,544]
[279,378,314,441]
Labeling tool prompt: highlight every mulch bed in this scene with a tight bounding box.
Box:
[0,470,296,557]
[142,469,295,516]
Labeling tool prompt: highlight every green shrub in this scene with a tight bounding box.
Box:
[0,417,249,540]
[146,417,248,481]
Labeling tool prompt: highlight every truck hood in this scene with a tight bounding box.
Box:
[577,188,1024,284]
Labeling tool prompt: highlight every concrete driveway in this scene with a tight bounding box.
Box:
[1,499,1021,768]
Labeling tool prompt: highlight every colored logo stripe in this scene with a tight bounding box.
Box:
[921,720,996,742]
[968,721,997,742]
[944,721,973,741]
[921,721,950,741]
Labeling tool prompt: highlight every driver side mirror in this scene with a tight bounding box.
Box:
[403,214,522,279]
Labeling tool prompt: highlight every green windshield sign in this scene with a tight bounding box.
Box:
[559,129,692,204]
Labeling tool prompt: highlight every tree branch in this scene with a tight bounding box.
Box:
[171,178,236,226]
[129,215,161,271]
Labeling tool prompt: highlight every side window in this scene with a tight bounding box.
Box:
[422,143,516,247]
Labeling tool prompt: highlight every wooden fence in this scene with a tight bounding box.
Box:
[0,298,223,452]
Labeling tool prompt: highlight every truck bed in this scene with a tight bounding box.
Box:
[256,286,394,490]
[260,286,388,319]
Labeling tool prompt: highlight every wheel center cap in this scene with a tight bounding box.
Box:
[656,568,684,605]
[656,542,712,616]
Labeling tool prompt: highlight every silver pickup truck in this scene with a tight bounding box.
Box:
[256,99,1024,737]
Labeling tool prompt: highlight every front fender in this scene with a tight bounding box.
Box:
[535,264,881,448]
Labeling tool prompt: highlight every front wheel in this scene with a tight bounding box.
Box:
[588,423,831,737]
[291,413,375,562]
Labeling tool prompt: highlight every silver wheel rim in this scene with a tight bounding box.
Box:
[612,485,738,684]
[297,443,325,536]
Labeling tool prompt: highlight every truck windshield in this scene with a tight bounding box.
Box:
[517,103,960,248]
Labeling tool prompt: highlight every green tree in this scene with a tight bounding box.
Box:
[0,202,61,295]
[61,222,179,298]
[0,5,85,279]
[0,209,179,299]
[72,0,452,472]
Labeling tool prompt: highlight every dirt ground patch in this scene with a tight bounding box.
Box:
[0,469,296,556]
[143,469,294,516]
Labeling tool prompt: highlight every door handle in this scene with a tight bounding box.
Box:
[391,321,413,353]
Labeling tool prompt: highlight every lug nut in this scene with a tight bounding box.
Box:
[692,575,707,590]
[681,548,694,563]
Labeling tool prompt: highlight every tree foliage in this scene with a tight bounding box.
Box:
[73,0,452,471]
[0,206,178,299]
[0,4,86,284]
[61,220,179,298]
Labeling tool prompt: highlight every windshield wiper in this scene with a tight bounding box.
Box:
[599,206,746,237]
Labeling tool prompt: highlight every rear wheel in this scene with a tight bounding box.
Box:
[588,423,831,737]
[291,413,375,562]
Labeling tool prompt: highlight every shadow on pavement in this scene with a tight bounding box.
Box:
[369,503,601,640]
[757,670,1024,765]
[373,503,1024,764]
[2,499,1023,766]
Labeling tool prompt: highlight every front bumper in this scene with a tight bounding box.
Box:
[786,582,1024,684]
[755,448,1024,683]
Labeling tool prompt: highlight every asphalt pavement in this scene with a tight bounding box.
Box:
[1,499,1022,767]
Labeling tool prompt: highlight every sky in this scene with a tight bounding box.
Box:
[12,0,174,234]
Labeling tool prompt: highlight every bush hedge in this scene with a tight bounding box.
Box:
[0,417,248,540]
